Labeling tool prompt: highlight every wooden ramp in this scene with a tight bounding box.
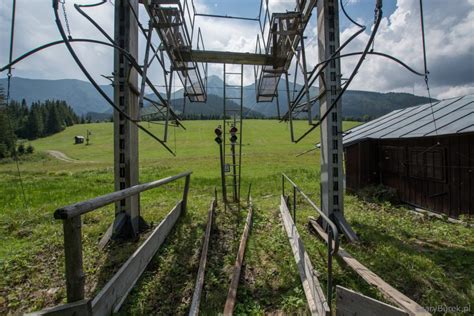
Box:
[308,217,431,316]
[223,200,254,315]
[280,196,330,315]
[92,202,184,314]
[189,198,217,316]
[28,201,185,316]
[336,286,408,316]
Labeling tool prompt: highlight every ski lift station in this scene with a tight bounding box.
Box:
[2,0,472,315]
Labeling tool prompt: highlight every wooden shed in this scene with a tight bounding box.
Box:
[343,95,474,218]
[74,136,85,144]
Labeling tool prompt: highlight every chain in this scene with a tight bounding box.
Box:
[371,5,378,51]
[60,0,72,40]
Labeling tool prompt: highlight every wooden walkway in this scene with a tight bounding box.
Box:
[281,196,330,315]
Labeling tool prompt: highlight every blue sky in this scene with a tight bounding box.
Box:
[0,0,472,99]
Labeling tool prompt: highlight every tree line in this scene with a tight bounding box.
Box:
[0,87,79,158]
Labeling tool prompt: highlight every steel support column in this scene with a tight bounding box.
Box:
[113,0,140,238]
[318,0,344,222]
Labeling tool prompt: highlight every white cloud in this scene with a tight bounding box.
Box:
[1,0,472,100]
[436,84,474,100]
[0,0,114,83]
[334,0,474,99]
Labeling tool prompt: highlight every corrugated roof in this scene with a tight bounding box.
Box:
[343,95,474,146]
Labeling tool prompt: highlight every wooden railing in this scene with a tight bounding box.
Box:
[53,171,192,307]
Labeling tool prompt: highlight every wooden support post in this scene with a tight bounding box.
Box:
[113,0,141,238]
[63,217,85,303]
[224,204,253,315]
[182,174,191,212]
[293,186,297,222]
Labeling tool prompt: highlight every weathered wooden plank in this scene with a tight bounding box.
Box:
[54,171,192,219]
[280,196,330,316]
[91,201,183,315]
[223,202,253,315]
[98,222,114,250]
[308,217,430,316]
[410,207,474,227]
[63,216,85,303]
[26,299,91,316]
[336,286,408,316]
[189,198,216,316]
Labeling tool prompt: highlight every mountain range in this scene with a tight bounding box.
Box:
[0,76,434,120]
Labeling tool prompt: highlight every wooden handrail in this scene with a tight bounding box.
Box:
[54,171,193,219]
[55,171,192,305]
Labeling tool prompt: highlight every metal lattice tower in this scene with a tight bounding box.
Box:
[222,64,244,204]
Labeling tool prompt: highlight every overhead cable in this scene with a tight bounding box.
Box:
[52,0,176,155]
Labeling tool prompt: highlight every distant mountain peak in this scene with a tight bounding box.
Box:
[0,77,434,120]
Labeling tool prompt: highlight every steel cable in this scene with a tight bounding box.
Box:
[5,0,28,207]
[52,0,175,155]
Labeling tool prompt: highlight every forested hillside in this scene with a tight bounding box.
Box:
[0,88,79,158]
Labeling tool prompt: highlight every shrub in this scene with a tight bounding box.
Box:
[17,143,25,155]
[26,144,34,154]
[357,185,400,204]
[0,143,8,159]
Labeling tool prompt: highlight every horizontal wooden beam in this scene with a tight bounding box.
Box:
[91,201,184,315]
[176,50,284,66]
[281,196,330,315]
[308,217,430,316]
[54,171,192,219]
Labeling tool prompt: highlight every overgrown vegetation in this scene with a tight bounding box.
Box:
[0,120,472,315]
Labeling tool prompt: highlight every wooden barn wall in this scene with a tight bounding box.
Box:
[344,140,379,192]
[344,133,474,217]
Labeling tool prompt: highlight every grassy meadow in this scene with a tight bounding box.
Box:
[0,120,473,315]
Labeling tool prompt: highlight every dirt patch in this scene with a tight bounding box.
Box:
[46,150,92,163]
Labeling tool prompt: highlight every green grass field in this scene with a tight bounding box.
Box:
[0,120,473,315]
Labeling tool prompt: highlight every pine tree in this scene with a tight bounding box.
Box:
[45,101,64,135]
[2,97,79,143]
[0,87,16,158]
[27,103,44,139]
